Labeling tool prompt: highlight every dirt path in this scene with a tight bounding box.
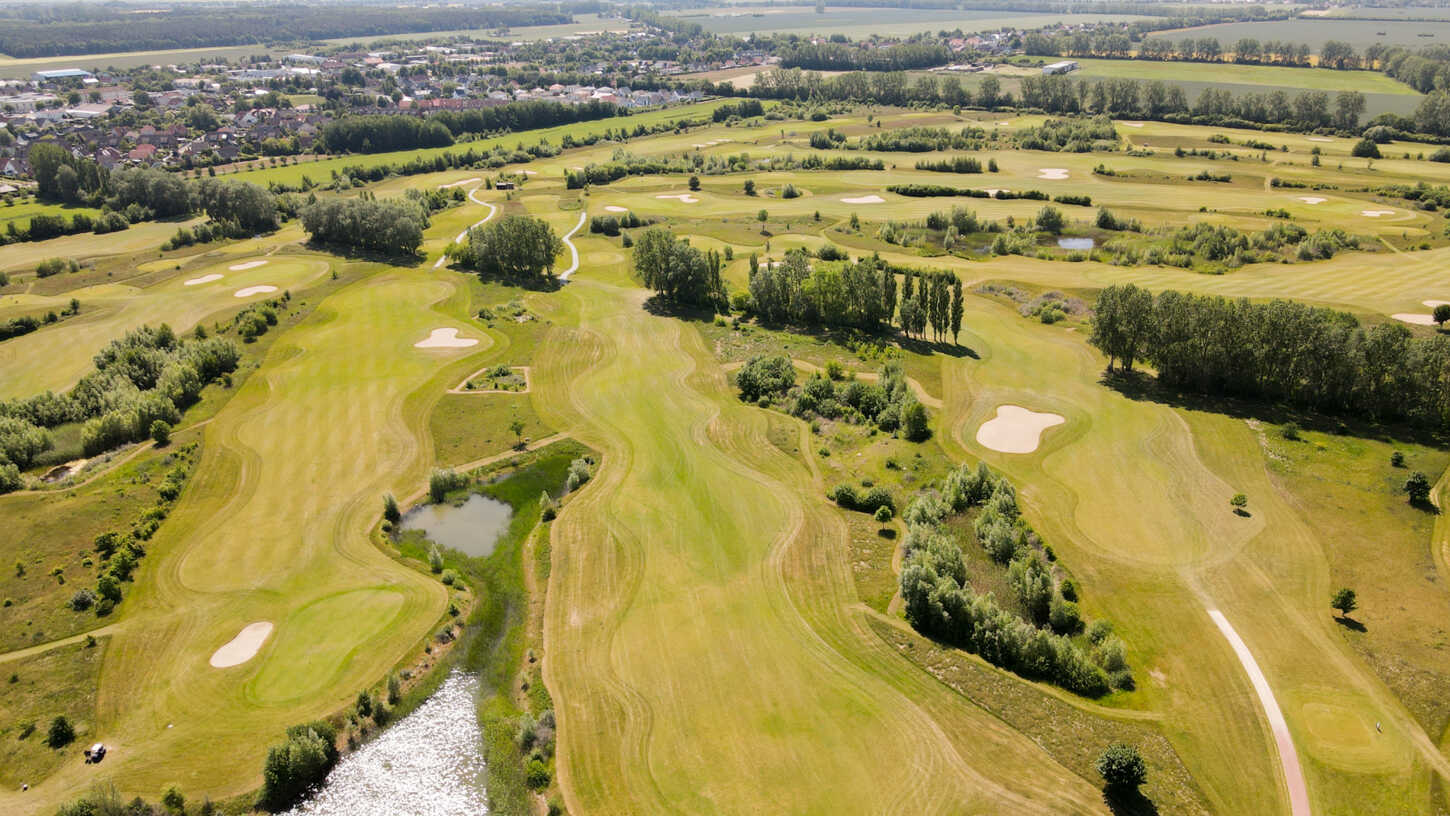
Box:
[433,186,498,269]
[1206,609,1312,816]
[557,210,587,281]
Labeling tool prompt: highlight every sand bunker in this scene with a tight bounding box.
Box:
[1297,196,1327,205]
[184,273,223,286]
[656,194,699,203]
[1424,300,1450,308]
[1121,122,1144,128]
[1308,136,1334,142]
[604,205,629,213]
[841,195,885,204]
[1393,313,1438,326]
[209,622,274,668]
[414,328,479,349]
[1361,210,1395,217]
[1037,168,1070,180]
[984,188,1009,197]
[234,285,278,298]
[229,260,268,271]
[976,405,1065,454]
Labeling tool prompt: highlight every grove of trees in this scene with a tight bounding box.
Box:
[300,195,428,256]
[448,214,564,282]
[632,227,726,309]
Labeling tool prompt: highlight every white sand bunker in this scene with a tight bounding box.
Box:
[656,193,699,203]
[234,285,278,298]
[414,328,478,349]
[1297,196,1327,205]
[985,188,1009,197]
[1424,300,1450,308]
[841,195,885,204]
[976,405,1065,454]
[229,260,268,271]
[1121,122,1144,128]
[209,622,274,668]
[184,273,223,286]
[1361,210,1395,217]
[1308,136,1334,142]
[604,205,629,213]
[1393,313,1438,326]
[1037,168,1070,180]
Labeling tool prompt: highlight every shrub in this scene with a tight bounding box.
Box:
[1280,422,1300,441]
[441,569,458,586]
[1390,450,1405,467]
[428,543,444,574]
[150,419,172,445]
[736,355,795,402]
[1095,743,1147,789]
[47,715,75,748]
[1351,138,1381,159]
[429,468,467,502]
[383,493,401,523]
[1405,471,1432,504]
[258,721,339,811]
[900,401,930,441]
[525,758,551,789]
[566,457,593,492]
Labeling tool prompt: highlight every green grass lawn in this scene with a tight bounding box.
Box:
[0,639,107,790]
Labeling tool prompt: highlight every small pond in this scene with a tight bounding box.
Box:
[1056,237,1095,250]
[401,493,512,558]
[282,671,486,816]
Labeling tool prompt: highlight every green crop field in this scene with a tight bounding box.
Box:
[1147,18,1450,50]
[668,5,1151,38]
[1066,57,1420,96]
[6,103,1450,816]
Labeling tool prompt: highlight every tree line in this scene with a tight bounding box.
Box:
[1091,284,1450,426]
[779,42,951,72]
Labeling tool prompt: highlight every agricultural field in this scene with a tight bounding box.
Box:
[1146,18,1450,51]
[0,45,277,80]
[667,5,1152,38]
[6,98,1450,816]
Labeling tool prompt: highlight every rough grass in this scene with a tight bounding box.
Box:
[0,638,107,790]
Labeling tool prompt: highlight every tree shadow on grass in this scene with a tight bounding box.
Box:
[1103,787,1160,816]
[303,240,426,269]
[1100,369,1450,449]
[1334,615,1368,633]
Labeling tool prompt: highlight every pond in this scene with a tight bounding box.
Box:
[401,493,512,558]
[1056,237,1095,250]
[282,671,486,816]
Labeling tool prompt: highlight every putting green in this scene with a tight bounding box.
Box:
[248,588,407,705]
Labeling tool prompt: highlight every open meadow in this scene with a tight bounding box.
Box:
[5,99,1450,815]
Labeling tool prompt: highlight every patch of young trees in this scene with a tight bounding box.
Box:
[632,227,727,309]
[0,324,238,480]
[449,214,565,282]
[1091,284,1450,426]
[300,195,428,256]
[320,114,456,154]
[259,720,339,811]
[899,462,1132,697]
[735,356,930,439]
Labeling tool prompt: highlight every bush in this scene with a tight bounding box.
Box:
[566,457,593,492]
[525,758,551,789]
[258,721,339,811]
[1096,743,1147,789]
[1390,450,1405,467]
[1405,471,1432,503]
[900,401,930,441]
[47,715,75,748]
[429,468,468,502]
[1351,138,1381,159]
[150,419,172,445]
[383,493,401,523]
[736,355,795,402]
[69,588,97,611]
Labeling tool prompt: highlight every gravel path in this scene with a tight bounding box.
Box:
[1207,609,1312,816]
